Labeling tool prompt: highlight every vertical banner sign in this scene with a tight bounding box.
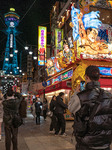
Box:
[38,26,47,66]
[55,29,63,54]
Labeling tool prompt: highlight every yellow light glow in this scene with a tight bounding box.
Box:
[10,8,15,12]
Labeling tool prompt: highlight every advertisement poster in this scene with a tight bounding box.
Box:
[38,26,47,66]
[71,6,112,60]
[99,67,112,76]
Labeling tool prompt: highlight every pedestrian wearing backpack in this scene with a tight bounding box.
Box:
[2,87,22,150]
[68,65,112,150]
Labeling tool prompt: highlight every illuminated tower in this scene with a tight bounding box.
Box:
[3,8,20,75]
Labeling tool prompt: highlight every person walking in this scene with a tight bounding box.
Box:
[0,91,3,141]
[69,65,112,150]
[43,98,48,120]
[35,98,42,125]
[55,92,68,136]
[19,97,27,124]
[49,95,57,133]
[2,88,22,150]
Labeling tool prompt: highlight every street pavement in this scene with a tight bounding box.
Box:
[0,112,112,150]
[0,112,76,150]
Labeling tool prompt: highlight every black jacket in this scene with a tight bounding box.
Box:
[2,93,22,126]
[50,100,56,114]
[55,95,68,114]
[35,101,42,113]
[75,81,112,148]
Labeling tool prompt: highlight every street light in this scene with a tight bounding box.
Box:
[19,70,22,73]
[22,73,25,76]
[29,51,33,55]
[33,56,37,60]
[25,46,29,50]
[17,67,19,69]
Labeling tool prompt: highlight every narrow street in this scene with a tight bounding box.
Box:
[0,112,76,150]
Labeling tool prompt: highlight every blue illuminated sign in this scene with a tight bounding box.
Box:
[98,67,112,76]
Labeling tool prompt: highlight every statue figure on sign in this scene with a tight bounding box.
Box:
[70,5,111,56]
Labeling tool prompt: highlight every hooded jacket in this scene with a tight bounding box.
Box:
[75,81,112,149]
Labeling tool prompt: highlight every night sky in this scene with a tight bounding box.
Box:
[0,0,58,69]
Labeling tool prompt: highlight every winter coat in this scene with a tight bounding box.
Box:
[2,93,22,126]
[19,98,27,118]
[35,102,42,113]
[75,81,112,149]
[55,96,68,114]
[50,100,56,114]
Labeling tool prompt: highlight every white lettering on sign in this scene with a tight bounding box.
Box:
[10,34,13,48]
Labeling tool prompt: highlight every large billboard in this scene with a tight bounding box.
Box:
[71,6,112,60]
[38,26,47,66]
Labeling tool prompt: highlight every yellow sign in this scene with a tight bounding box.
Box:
[38,26,47,66]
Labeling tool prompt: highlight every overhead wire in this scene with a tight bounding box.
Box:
[20,0,37,23]
[16,38,25,48]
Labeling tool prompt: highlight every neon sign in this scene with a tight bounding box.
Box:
[55,29,63,54]
[51,69,73,85]
[38,26,47,66]
[99,67,112,76]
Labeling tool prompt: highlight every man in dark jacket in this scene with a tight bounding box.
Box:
[35,98,42,125]
[55,92,68,136]
[69,65,112,150]
[2,87,22,150]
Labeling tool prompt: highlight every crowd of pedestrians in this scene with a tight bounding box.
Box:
[0,65,112,150]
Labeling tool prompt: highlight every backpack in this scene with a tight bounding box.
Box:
[72,88,103,137]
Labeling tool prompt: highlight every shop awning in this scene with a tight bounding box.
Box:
[38,79,71,95]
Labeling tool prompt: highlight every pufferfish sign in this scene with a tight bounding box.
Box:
[70,5,112,60]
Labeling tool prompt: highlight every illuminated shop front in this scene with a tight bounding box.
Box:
[39,68,73,120]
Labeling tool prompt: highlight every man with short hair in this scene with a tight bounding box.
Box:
[55,92,68,136]
[2,87,22,150]
[69,65,112,150]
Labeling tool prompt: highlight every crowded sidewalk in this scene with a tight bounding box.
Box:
[0,112,76,150]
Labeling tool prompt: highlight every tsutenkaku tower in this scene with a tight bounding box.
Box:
[3,8,20,75]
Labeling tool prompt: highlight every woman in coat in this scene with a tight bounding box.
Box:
[0,92,3,140]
